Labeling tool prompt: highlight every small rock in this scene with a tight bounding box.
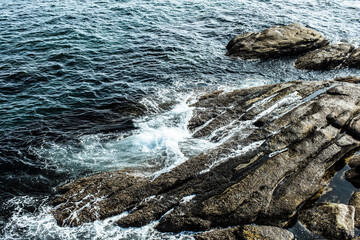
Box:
[226,23,329,59]
[295,43,354,70]
[346,154,360,188]
[298,202,355,240]
[349,190,360,228]
[346,170,360,189]
[347,47,360,68]
[348,154,360,168]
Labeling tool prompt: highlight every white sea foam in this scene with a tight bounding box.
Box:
[1,196,194,240]
[33,91,215,178]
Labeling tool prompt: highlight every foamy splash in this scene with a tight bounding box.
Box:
[1,196,195,240]
[33,90,216,178]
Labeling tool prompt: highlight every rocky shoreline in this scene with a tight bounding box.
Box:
[52,77,360,239]
[51,24,360,239]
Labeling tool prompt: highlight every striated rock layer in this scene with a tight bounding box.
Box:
[52,80,360,234]
[226,23,329,59]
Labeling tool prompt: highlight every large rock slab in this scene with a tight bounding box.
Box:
[226,23,328,59]
[298,202,355,240]
[195,225,294,240]
[52,80,360,233]
[295,43,354,70]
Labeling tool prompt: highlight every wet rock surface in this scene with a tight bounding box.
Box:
[52,80,360,235]
[226,23,328,59]
[195,225,294,240]
[298,202,355,240]
[295,43,354,70]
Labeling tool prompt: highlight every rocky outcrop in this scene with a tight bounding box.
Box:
[298,202,355,240]
[52,80,360,236]
[226,23,328,59]
[347,47,360,68]
[195,225,294,240]
[295,43,354,70]
[349,190,360,229]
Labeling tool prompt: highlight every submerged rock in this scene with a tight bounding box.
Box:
[226,23,328,59]
[347,47,360,68]
[295,43,354,70]
[52,80,360,234]
[195,225,294,240]
[298,202,355,240]
[345,154,360,188]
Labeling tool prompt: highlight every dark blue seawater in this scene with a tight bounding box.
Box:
[0,0,359,239]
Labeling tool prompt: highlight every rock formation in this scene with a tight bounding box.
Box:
[226,23,328,59]
[52,79,360,237]
[295,43,354,70]
[298,202,355,240]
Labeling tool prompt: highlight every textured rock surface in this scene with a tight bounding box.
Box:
[52,80,360,233]
[349,190,360,229]
[295,43,354,70]
[347,47,360,68]
[298,202,355,240]
[226,23,328,59]
[195,225,294,240]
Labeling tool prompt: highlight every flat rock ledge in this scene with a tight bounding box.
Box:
[52,79,360,237]
[226,23,328,59]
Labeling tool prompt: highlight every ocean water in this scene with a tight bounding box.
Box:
[0,0,359,239]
